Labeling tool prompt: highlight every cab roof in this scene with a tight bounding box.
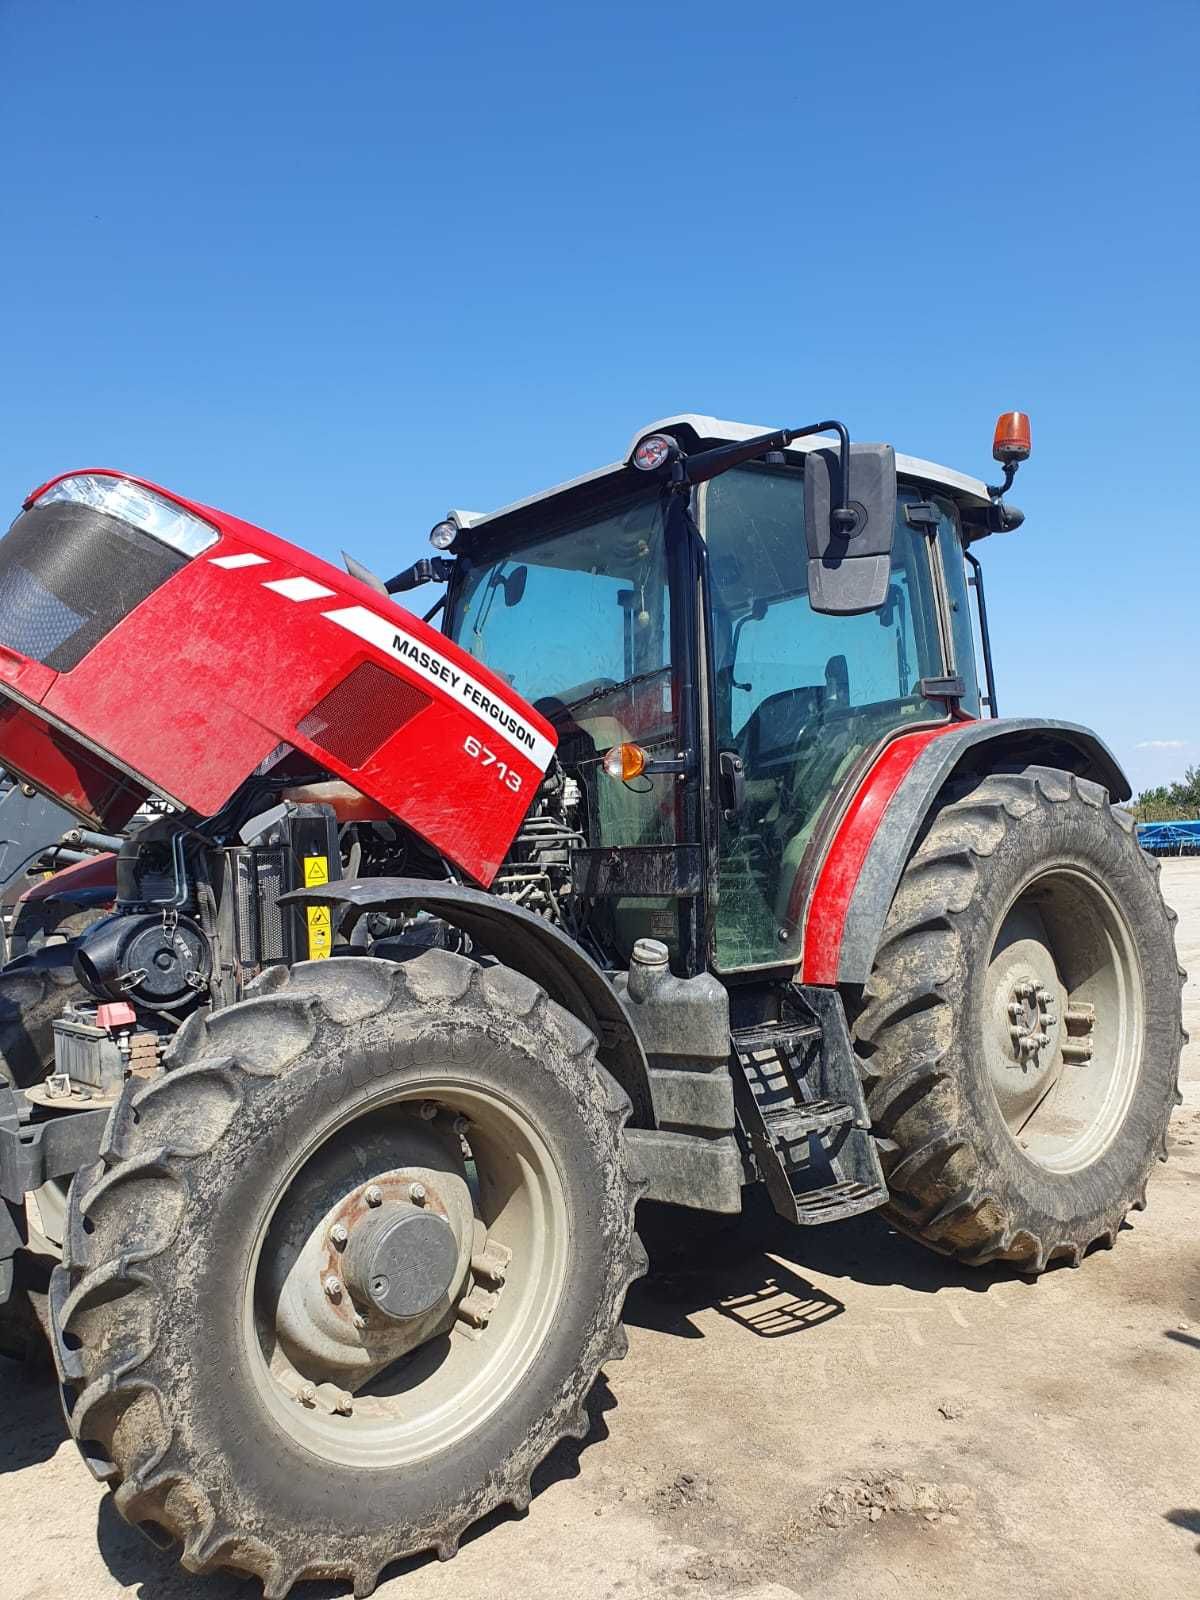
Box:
[451,413,993,535]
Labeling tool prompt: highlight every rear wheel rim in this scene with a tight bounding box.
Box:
[243,1077,570,1468]
[982,866,1143,1174]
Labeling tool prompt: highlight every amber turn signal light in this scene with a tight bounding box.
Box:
[602,742,648,781]
[993,411,1032,464]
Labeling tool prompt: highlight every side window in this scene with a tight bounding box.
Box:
[704,465,947,971]
[932,498,982,717]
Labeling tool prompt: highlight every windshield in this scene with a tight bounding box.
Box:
[450,494,671,717]
[448,494,681,959]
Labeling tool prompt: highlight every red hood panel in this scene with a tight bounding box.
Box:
[0,473,557,885]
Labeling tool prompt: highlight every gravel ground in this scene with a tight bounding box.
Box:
[3,860,1198,1600]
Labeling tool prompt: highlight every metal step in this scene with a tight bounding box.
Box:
[791,1180,882,1220]
[730,989,888,1229]
[762,1098,856,1144]
[732,1021,821,1057]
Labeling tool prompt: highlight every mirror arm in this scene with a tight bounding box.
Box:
[674,420,856,531]
[385,556,455,594]
[782,421,856,532]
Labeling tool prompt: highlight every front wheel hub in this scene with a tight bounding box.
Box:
[343,1202,461,1321]
[264,1115,478,1388]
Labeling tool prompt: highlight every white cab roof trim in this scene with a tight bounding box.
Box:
[453,413,991,531]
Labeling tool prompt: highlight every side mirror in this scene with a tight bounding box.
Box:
[804,442,897,614]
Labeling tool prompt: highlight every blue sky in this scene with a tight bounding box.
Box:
[2,0,1197,794]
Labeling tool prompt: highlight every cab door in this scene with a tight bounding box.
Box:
[702,463,947,971]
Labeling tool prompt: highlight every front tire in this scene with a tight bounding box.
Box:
[0,955,87,1359]
[53,953,644,1596]
[853,767,1185,1271]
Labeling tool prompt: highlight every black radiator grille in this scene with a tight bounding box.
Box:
[0,501,184,672]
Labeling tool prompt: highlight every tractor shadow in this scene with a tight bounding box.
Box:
[0,1347,67,1474]
[622,1186,1102,1341]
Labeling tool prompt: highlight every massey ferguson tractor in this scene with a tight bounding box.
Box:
[0,415,1184,1594]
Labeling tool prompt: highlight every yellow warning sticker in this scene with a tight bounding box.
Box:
[306,905,332,959]
[304,856,331,957]
[304,855,330,888]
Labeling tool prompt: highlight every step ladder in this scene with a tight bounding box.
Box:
[731,988,887,1227]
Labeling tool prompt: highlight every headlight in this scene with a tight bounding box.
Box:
[35,474,219,558]
[632,434,676,472]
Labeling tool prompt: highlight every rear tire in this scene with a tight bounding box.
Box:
[852,767,1185,1271]
[53,952,644,1596]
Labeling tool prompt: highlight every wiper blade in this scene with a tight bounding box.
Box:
[563,668,667,716]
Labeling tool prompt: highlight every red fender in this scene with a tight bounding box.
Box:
[799,724,963,985]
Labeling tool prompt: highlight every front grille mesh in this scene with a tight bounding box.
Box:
[254,849,287,961]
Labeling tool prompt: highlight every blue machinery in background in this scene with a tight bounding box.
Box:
[1136,819,1200,856]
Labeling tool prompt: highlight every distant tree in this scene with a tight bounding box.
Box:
[1134,763,1200,821]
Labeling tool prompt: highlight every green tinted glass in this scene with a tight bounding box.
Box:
[705,465,945,970]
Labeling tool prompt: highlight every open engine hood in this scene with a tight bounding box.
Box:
[0,471,557,886]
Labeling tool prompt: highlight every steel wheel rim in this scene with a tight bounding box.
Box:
[242,1076,570,1468]
[982,865,1143,1174]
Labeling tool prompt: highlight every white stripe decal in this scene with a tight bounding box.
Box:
[320,604,555,770]
[210,552,269,569]
[264,576,337,602]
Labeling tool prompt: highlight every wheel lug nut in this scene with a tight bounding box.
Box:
[453,1115,470,1135]
[364,1185,383,1207]
[329,1222,349,1247]
[1008,1002,1023,1019]
[297,1382,316,1406]
[334,1390,354,1416]
[409,1182,427,1205]
[418,1100,439,1121]
[352,1312,367,1331]
[323,1275,343,1301]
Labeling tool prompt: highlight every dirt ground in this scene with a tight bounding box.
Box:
[4,860,1199,1600]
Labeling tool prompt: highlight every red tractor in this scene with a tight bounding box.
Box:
[0,415,1183,1594]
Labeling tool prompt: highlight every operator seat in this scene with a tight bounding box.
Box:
[730,655,866,934]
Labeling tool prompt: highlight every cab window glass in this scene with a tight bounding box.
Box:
[932,496,982,716]
[705,465,945,970]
